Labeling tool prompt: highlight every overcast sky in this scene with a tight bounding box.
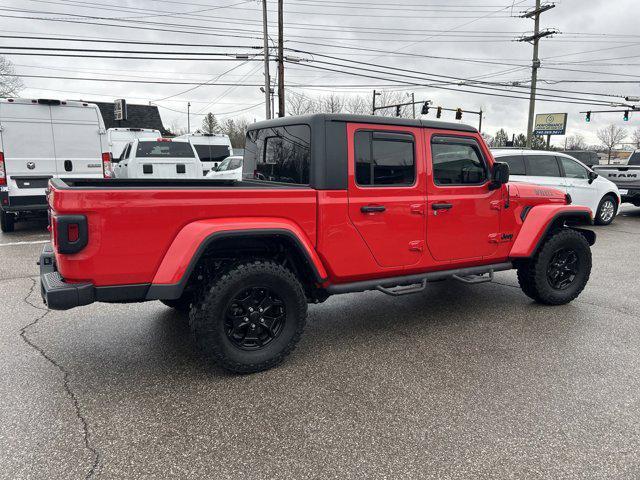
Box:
[2,0,639,146]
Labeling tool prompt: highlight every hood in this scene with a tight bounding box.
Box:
[508,182,568,205]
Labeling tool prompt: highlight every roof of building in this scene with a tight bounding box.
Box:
[90,101,170,135]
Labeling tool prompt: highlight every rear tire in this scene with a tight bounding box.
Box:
[189,260,307,374]
[0,210,15,233]
[517,229,591,305]
[594,194,617,225]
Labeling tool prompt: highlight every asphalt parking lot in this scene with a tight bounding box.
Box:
[1,207,640,480]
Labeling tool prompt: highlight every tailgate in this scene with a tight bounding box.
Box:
[593,165,640,188]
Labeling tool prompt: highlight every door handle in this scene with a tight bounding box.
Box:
[431,203,453,210]
[361,205,386,213]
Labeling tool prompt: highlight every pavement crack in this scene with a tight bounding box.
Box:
[20,277,101,480]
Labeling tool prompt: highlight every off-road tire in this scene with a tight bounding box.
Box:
[594,194,617,226]
[517,228,591,305]
[160,294,193,313]
[0,210,15,233]
[189,260,307,373]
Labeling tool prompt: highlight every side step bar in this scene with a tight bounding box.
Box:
[326,262,512,296]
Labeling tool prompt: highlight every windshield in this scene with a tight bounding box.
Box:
[216,158,232,171]
[136,141,195,158]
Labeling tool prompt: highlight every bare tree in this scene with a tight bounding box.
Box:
[374,91,412,117]
[319,93,344,114]
[286,92,316,116]
[0,56,23,97]
[220,117,250,148]
[168,119,187,136]
[632,128,640,149]
[481,132,494,147]
[493,128,509,147]
[565,133,587,150]
[597,124,627,163]
[344,95,371,115]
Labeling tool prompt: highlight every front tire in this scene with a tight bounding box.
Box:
[189,260,307,373]
[594,194,617,225]
[517,229,591,305]
[0,210,15,233]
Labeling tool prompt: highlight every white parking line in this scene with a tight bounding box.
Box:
[0,240,50,247]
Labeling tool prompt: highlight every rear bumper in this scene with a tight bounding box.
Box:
[39,244,94,310]
[620,188,640,203]
[1,191,48,212]
[39,244,150,310]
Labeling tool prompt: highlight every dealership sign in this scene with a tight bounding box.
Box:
[533,113,567,135]
[114,99,127,121]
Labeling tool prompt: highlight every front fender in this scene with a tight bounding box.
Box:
[148,217,327,293]
[510,205,593,258]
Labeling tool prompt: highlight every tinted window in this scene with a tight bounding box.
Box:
[525,155,561,177]
[498,155,526,175]
[245,125,310,184]
[560,157,588,179]
[431,138,487,185]
[355,131,415,186]
[194,144,230,163]
[136,141,195,158]
[629,151,640,165]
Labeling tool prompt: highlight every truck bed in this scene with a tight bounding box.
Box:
[591,165,640,204]
[47,178,318,287]
[52,178,300,189]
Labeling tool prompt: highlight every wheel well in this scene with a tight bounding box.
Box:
[184,233,323,300]
[535,213,595,254]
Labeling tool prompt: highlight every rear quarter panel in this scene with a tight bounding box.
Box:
[51,186,317,286]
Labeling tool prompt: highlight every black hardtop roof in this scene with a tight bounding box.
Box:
[249,113,477,133]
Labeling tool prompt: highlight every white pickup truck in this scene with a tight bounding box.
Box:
[113,138,203,179]
[593,151,640,206]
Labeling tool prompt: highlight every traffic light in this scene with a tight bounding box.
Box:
[396,105,401,117]
[455,108,463,120]
[585,111,591,122]
[624,110,630,121]
[421,102,429,115]
[436,106,442,118]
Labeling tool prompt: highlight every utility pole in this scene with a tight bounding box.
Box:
[519,1,557,148]
[372,90,380,115]
[410,93,416,119]
[277,0,285,117]
[261,0,271,120]
[187,102,191,133]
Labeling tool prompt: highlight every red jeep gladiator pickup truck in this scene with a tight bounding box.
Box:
[40,114,595,373]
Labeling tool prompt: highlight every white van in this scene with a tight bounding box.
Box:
[114,138,203,179]
[0,98,109,232]
[177,133,232,175]
[107,128,160,165]
[205,155,243,181]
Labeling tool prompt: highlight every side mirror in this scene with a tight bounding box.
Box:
[588,170,598,183]
[489,161,509,190]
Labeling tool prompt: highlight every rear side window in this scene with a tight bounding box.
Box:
[525,155,560,177]
[431,137,487,185]
[194,144,230,163]
[498,155,526,175]
[245,125,310,185]
[354,131,415,186]
[560,157,588,179]
[136,141,195,158]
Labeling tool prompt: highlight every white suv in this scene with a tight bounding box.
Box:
[491,149,621,225]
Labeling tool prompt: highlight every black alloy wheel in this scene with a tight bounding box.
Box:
[225,287,286,350]
[546,248,579,290]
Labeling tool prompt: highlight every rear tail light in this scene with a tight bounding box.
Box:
[0,151,6,186]
[102,152,113,178]
[157,137,171,142]
[55,215,88,254]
